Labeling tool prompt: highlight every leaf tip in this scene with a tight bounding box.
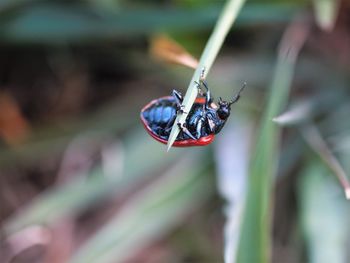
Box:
[345,188,350,200]
[272,117,279,123]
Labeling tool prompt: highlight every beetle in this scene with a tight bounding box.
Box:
[140,79,245,147]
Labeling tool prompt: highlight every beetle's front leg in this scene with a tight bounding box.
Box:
[172,89,187,114]
[195,79,213,110]
[201,80,213,109]
[194,80,204,96]
[177,122,196,140]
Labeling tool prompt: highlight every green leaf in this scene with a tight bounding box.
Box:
[312,0,340,31]
[167,0,247,150]
[236,20,309,263]
[69,155,214,263]
[0,97,138,167]
[301,125,350,199]
[299,161,350,263]
[0,0,34,12]
[3,129,190,234]
[0,3,300,44]
[214,118,252,263]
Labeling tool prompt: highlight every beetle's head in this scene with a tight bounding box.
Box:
[217,82,246,120]
[217,99,231,120]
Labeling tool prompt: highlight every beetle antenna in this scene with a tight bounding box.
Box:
[229,82,246,105]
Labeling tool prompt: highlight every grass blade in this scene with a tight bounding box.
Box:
[69,155,214,263]
[236,18,309,263]
[3,129,186,235]
[273,90,346,127]
[166,0,246,151]
[272,100,312,126]
[0,4,300,44]
[0,0,34,12]
[312,0,340,31]
[214,117,252,263]
[299,162,350,263]
[301,124,350,199]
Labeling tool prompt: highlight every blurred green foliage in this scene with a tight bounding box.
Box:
[1,0,350,263]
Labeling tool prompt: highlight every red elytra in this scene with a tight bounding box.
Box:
[140,96,215,147]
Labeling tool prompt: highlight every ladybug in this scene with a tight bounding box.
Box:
[140,79,245,147]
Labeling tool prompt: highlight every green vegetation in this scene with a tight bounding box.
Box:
[1,1,349,263]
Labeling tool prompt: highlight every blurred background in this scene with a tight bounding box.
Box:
[1,0,350,262]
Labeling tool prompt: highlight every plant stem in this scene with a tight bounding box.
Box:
[236,17,309,263]
[166,0,246,151]
[301,124,350,200]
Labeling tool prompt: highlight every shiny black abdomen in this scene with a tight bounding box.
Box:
[142,97,227,141]
[142,99,176,126]
[142,97,206,140]
[141,97,177,140]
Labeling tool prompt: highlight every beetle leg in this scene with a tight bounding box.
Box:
[205,114,216,133]
[194,81,205,96]
[172,89,183,107]
[164,113,177,133]
[195,118,205,139]
[178,105,188,115]
[201,80,213,109]
[195,79,213,110]
[177,122,196,140]
[172,89,188,114]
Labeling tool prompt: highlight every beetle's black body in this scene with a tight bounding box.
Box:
[141,80,244,146]
[141,97,178,140]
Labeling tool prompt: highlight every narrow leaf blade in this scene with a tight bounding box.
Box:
[167,0,246,150]
[237,18,309,263]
